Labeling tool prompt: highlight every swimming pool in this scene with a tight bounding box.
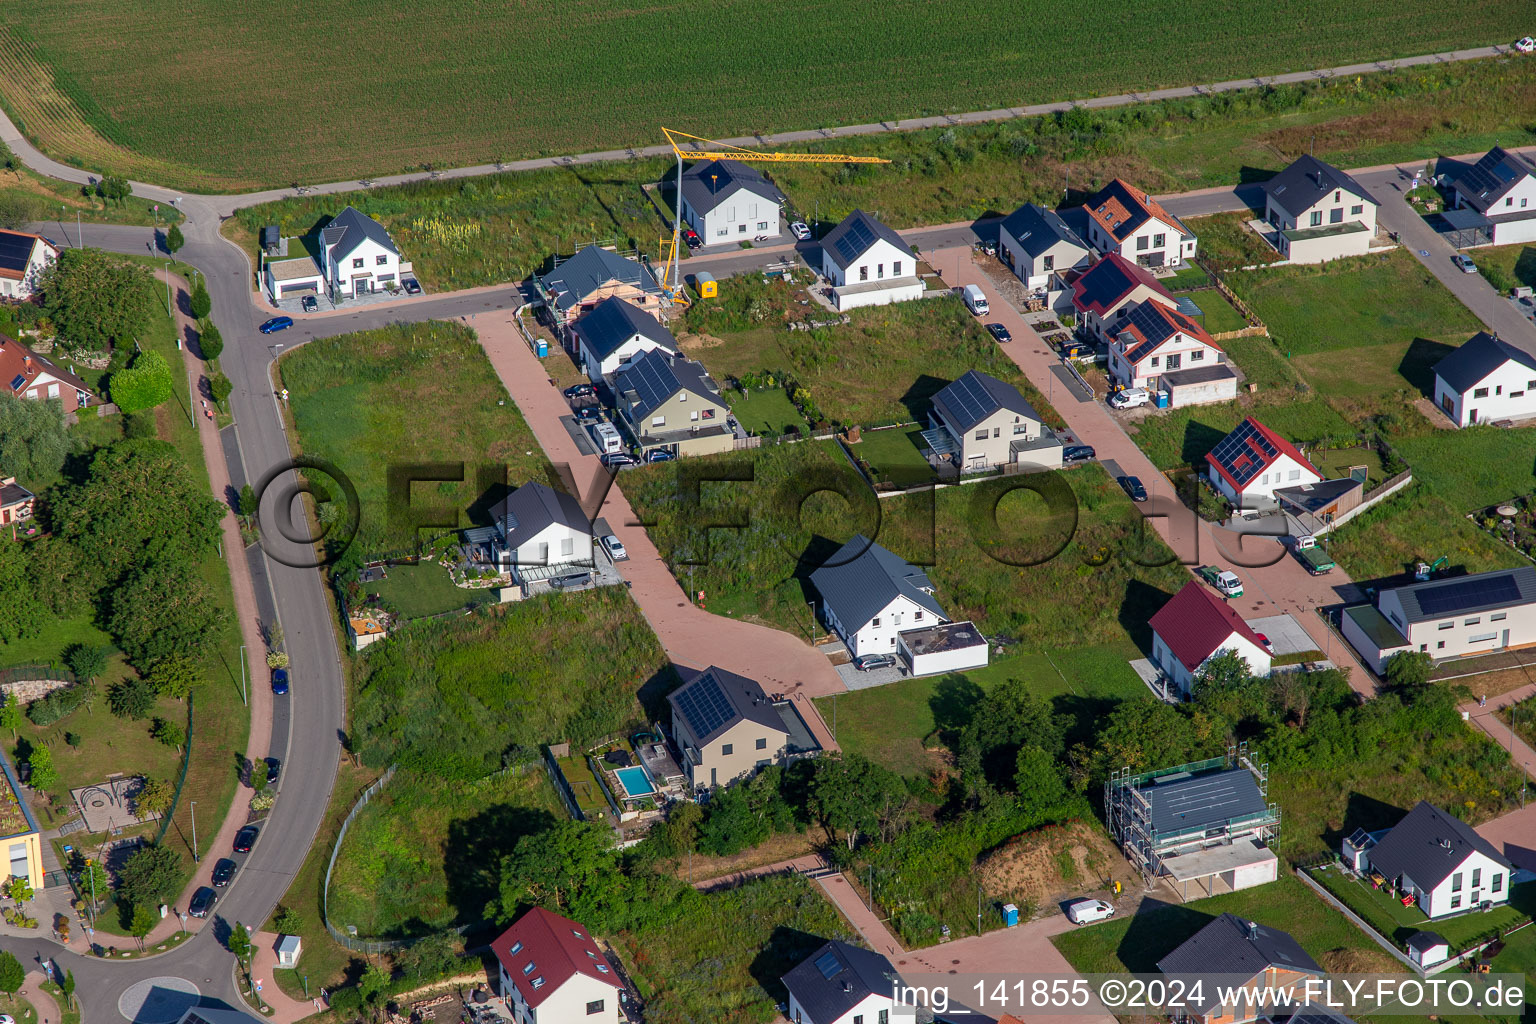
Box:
[614,765,655,798]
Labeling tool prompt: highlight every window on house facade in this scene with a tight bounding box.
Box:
[1508,198,1515,207]
[1475,387,1490,398]
[1329,208,1344,223]
[739,224,747,233]
[1334,191,1341,202]
[1473,868,1482,888]
[914,611,923,621]
[1492,612,1508,621]
[1351,204,1364,215]
[993,427,1001,438]
[1465,617,1481,626]
[1152,233,1165,248]
[1514,391,1527,399]
[353,257,364,268]
[1439,622,1453,630]
[877,263,885,279]
[1496,385,1504,395]
[756,737,767,750]
[1151,355,1160,367]
[757,221,768,231]
[1471,632,1499,642]
[1043,254,1055,271]
[376,254,388,265]
[860,266,869,281]
[717,228,729,237]
[560,537,574,556]
[879,1012,890,1024]
[1013,423,1028,435]
[1191,349,1205,361]
[651,415,665,427]
[872,617,881,627]
[1137,236,1149,250]
[975,430,988,441]
[1451,895,1462,909]
[587,1001,605,1015]
[1437,641,1445,649]
[892,260,902,276]
[1453,872,1464,891]
[1494,874,1504,892]
[1310,211,1323,227]
[1288,469,1300,480]
[722,743,733,756]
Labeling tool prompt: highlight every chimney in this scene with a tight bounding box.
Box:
[22,355,31,372]
[1247,921,1259,940]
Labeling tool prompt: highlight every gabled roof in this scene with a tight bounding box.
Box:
[540,245,663,314]
[820,210,910,271]
[1263,155,1377,219]
[0,231,51,281]
[1366,801,1512,892]
[1451,147,1536,212]
[1205,417,1319,494]
[1158,912,1322,985]
[1385,566,1536,624]
[1406,931,1448,953]
[0,335,92,401]
[1433,331,1536,393]
[811,534,946,634]
[999,202,1088,258]
[1115,299,1219,365]
[490,907,621,1011]
[612,349,718,423]
[667,665,787,746]
[1149,581,1270,673]
[571,296,677,363]
[1082,179,1189,244]
[487,480,590,548]
[679,158,786,217]
[931,369,1041,433]
[1071,254,1174,317]
[320,206,399,261]
[782,941,899,1024]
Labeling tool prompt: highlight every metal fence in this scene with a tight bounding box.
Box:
[0,665,75,687]
[323,765,407,953]
[153,696,195,847]
[544,748,584,822]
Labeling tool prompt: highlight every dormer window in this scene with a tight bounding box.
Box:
[596,964,610,973]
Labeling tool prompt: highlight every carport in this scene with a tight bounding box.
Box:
[1441,208,1494,249]
[1159,838,1278,901]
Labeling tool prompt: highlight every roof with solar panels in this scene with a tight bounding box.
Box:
[666,666,786,747]
[931,369,1042,433]
[1382,566,1536,624]
[819,209,910,270]
[1449,147,1536,213]
[1204,417,1318,493]
[0,230,52,281]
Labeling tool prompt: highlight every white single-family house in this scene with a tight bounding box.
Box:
[1262,155,1379,263]
[1432,331,1536,427]
[571,296,678,379]
[318,206,404,299]
[1352,801,1513,920]
[1080,179,1197,268]
[998,202,1090,290]
[1149,581,1273,696]
[1341,565,1536,672]
[1449,147,1536,245]
[1205,417,1322,510]
[783,941,898,1024]
[491,907,624,1024]
[678,158,787,244]
[926,369,1061,472]
[0,231,58,300]
[1108,299,1229,396]
[819,210,923,310]
[487,480,592,575]
[1071,254,1178,343]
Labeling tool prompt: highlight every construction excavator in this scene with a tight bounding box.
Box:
[657,127,890,302]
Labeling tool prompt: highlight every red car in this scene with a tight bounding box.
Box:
[1255,632,1274,653]
[682,227,702,249]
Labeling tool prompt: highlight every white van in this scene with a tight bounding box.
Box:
[1065,898,1115,925]
[961,284,989,316]
[594,422,623,455]
[1108,387,1150,409]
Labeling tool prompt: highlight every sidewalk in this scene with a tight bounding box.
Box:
[148,269,272,944]
[470,314,843,754]
[1463,682,1536,782]
[691,852,827,893]
[817,871,904,956]
[248,930,319,1023]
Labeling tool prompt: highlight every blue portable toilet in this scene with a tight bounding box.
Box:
[1002,903,1019,927]
[536,338,549,358]
[1154,389,1170,409]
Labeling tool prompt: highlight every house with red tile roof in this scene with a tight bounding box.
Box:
[1149,581,1272,695]
[0,231,58,300]
[1070,254,1177,343]
[1205,417,1321,510]
[1108,299,1231,402]
[1079,179,1198,270]
[490,907,625,1024]
[0,335,94,414]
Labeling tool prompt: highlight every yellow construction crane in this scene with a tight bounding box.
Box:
[659,127,890,301]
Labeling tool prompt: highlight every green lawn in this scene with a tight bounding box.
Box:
[326,767,563,939]
[362,559,497,621]
[1191,292,1248,336]
[722,387,808,437]
[350,587,672,779]
[1394,429,1536,512]
[1129,397,1351,471]
[1310,864,1534,952]
[848,426,935,486]
[1308,445,1389,491]
[1327,487,1530,583]
[1053,873,1399,975]
[818,641,1149,778]
[1468,243,1536,295]
[278,321,549,555]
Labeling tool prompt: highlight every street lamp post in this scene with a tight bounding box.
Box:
[178,910,187,938]
[190,801,199,862]
[164,261,172,316]
[239,645,248,707]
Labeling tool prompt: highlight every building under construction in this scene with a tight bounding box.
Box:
[1105,745,1281,901]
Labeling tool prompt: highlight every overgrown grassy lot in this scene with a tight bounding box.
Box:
[0,163,177,228]
[1393,429,1536,512]
[1189,212,1285,271]
[4,2,1526,187]
[1469,242,1536,294]
[350,588,672,779]
[1325,487,1527,583]
[327,768,563,939]
[615,873,851,1024]
[278,322,547,555]
[624,442,1187,651]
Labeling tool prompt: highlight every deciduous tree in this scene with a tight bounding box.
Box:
[26,746,56,792]
[0,391,70,483]
[0,951,22,999]
[0,539,43,644]
[197,319,223,360]
[109,561,220,666]
[64,643,108,683]
[39,249,153,352]
[135,777,172,817]
[117,844,179,909]
[0,694,19,739]
[165,224,184,256]
[189,280,211,319]
[148,655,200,699]
[110,350,175,414]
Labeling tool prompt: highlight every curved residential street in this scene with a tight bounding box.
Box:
[0,40,1527,1023]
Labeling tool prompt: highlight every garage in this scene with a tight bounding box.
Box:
[1160,364,1238,408]
[897,621,989,676]
[264,256,325,302]
[279,282,318,297]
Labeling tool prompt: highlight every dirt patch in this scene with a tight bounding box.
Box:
[1318,947,1400,974]
[677,331,726,351]
[1260,111,1444,160]
[976,819,1136,913]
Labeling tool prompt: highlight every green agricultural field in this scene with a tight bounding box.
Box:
[278,321,548,554]
[1129,397,1350,471]
[350,587,672,779]
[1,2,1525,188]
[327,768,564,939]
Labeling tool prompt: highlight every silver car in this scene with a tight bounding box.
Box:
[602,534,628,561]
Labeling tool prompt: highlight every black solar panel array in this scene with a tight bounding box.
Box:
[1461,151,1523,199]
[832,217,878,265]
[623,351,681,417]
[939,373,999,429]
[8,375,24,392]
[814,950,842,980]
[0,233,33,274]
[1415,573,1521,617]
[674,671,735,741]
[1209,421,1278,487]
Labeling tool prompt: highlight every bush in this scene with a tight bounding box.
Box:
[208,373,232,404]
[63,644,108,683]
[108,678,155,721]
[27,684,92,727]
[189,281,211,319]
[197,320,223,361]
[110,351,175,414]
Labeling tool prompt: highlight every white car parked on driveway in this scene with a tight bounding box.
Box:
[1065,898,1115,925]
[1109,387,1150,409]
[789,221,812,240]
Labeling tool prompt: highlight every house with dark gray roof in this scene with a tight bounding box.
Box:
[318,206,405,299]
[1432,331,1536,427]
[1071,254,1177,342]
[782,941,898,1024]
[1352,801,1512,920]
[1262,155,1378,263]
[678,158,787,245]
[818,210,923,310]
[570,296,677,379]
[666,666,792,788]
[1342,565,1536,672]
[1157,913,1323,1023]
[486,480,593,577]
[925,369,1061,472]
[1449,147,1536,244]
[539,244,665,327]
[998,203,1090,290]
[611,349,734,458]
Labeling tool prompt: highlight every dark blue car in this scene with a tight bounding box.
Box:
[271,668,289,695]
[259,316,294,334]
